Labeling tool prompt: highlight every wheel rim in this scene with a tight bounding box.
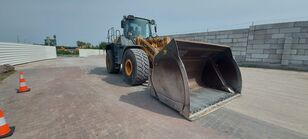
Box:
[124,59,133,76]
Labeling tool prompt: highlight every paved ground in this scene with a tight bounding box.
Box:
[0,55,307,139]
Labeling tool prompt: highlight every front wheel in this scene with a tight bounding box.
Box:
[122,49,149,85]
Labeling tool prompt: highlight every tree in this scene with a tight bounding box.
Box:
[76,41,92,49]
[98,42,107,49]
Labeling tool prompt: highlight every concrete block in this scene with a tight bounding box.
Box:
[219,39,233,43]
[232,29,249,34]
[252,53,269,59]
[289,60,303,65]
[267,29,280,34]
[246,58,263,62]
[254,30,268,35]
[207,31,218,35]
[178,37,190,40]
[248,35,254,40]
[263,49,277,54]
[193,36,204,41]
[297,49,305,55]
[282,54,291,60]
[284,33,293,38]
[277,38,285,43]
[292,44,306,49]
[282,49,293,54]
[249,25,256,30]
[263,58,281,64]
[276,49,283,54]
[299,39,306,44]
[232,51,241,55]
[231,47,246,51]
[221,42,233,46]
[196,32,208,36]
[234,55,246,61]
[229,34,248,38]
[247,45,253,48]
[218,31,234,35]
[294,21,308,27]
[272,34,285,38]
[305,50,308,55]
[249,39,265,45]
[304,60,308,65]
[264,39,277,44]
[269,54,282,59]
[290,55,308,60]
[254,34,272,40]
[247,49,263,54]
[285,38,299,44]
[240,52,246,55]
[254,24,273,30]
[301,28,308,33]
[271,22,294,29]
[293,33,308,38]
[216,35,229,39]
[284,44,292,49]
[279,28,301,33]
[206,39,219,43]
[232,43,247,47]
[281,60,289,65]
[205,35,216,39]
[233,38,248,42]
[270,44,284,49]
[253,44,270,49]
[291,49,297,55]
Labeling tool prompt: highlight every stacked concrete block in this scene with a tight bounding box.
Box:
[169,29,249,62]
[280,22,308,69]
[168,21,308,70]
[246,24,286,65]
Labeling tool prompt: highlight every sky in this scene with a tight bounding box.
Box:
[1,0,308,46]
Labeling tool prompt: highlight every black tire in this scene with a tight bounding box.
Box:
[106,50,120,73]
[122,49,149,85]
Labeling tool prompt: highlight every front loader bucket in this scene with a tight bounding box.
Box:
[150,39,242,120]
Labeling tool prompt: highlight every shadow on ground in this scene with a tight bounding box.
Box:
[89,66,182,119]
[119,88,183,119]
[89,67,148,87]
[195,108,308,139]
[88,67,129,87]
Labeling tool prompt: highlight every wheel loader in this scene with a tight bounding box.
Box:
[106,15,242,120]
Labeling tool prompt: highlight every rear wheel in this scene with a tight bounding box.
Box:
[106,50,120,73]
[122,49,149,85]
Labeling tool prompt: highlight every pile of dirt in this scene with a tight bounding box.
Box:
[0,64,15,74]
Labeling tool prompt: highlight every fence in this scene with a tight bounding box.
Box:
[0,42,57,65]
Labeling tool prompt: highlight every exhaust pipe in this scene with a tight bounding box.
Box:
[150,39,242,120]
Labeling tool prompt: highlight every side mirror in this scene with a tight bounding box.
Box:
[150,20,156,25]
[154,25,157,33]
[121,20,124,28]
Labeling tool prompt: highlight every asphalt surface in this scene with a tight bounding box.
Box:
[0,55,307,139]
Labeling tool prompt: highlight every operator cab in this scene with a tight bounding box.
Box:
[121,15,157,40]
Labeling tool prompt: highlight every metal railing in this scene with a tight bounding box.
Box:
[107,27,121,43]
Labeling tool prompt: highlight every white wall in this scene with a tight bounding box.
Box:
[0,42,57,65]
[79,49,105,57]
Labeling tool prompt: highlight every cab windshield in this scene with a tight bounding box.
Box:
[124,18,152,39]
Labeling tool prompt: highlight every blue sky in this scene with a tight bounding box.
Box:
[1,0,308,46]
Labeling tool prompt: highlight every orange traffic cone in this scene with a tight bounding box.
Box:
[0,109,14,138]
[17,71,30,93]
